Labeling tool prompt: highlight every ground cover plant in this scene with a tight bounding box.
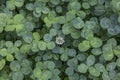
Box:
[0,0,120,80]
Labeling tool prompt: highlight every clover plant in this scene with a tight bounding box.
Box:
[0,0,120,80]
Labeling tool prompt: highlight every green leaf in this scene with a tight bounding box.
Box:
[21,59,31,67]
[15,24,24,32]
[24,21,35,31]
[90,37,103,48]
[116,59,120,67]
[51,75,61,80]
[41,7,50,14]
[114,73,120,80]
[31,41,39,52]
[33,68,42,78]
[102,44,113,53]
[86,55,95,66]
[57,16,66,24]
[0,27,3,33]
[43,54,51,60]
[68,1,81,10]
[85,21,96,30]
[21,66,32,75]
[72,40,80,47]
[76,54,86,62]
[113,45,120,55]
[38,41,46,50]
[89,0,97,6]
[11,46,19,53]
[6,1,15,10]
[89,67,100,77]
[48,11,56,20]
[109,70,116,80]
[50,0,60,5]
[66,10,76,22]
[41,70,52,80]
[22,33,33,43]
[70,30,80,39]
[103,52,114,61]
[106,62,116,71]
[5,41,13,48]
[0,59,5,70]
[78,40,90,52]
[46,41,56,50]
[15,0,24,7]
[15,52,25,61]
[102,72,110,80]
[49,29,57,37]
[76,11,86,19]
[10,61,21,71]
[33,32,40,41]
[82,2,90,9]
[66,49,76,57]
[0,48,9,57]
[67,58,78,67]
[14,40,22,47]
[44,17,52,27]
[107,38,117,48]
[62,23,71,35]
[36,62,43,69]
[52,69,60,75]
[56,6,62,13]
[12,72,24,80]
[33,11,41,18]
[91,48,102,56]
[78,63,88,73]
[0,40,4,49]
[60,53,68,61]
[107,26,120,36]
[43,61,55,70]
[5,25,16,31]
[0,13,8,27]
[38,0,49,2]
[35,7,42,14]
[6,54,14,62]
[111,0,120,11]
[65,67,74,76]
[25,3,34,11]
[71,17,84,29]
[79,75,87,80]
[100,17,111,29]
[95,63,106,72]
[20,44,31,54]
[81,29,94,40]
[43,33,52,42]
[13,14,25,24]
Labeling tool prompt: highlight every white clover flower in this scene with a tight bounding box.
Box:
[55,36,65,45]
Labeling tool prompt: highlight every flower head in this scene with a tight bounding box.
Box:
[55,36,65,45]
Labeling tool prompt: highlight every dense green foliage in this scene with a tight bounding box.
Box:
[0,0,120,80]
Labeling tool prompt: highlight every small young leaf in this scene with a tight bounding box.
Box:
[86,55,95,66]
[22,33,33,43]
[38,41,46,50]
[78,63,88,73]
[10,61,21,71]
[89,67,100,77]
[78,40,90,52]
[0,59,5,70]
[12,72,24,80]
[46,41,56,50]
[90,37,103,48]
